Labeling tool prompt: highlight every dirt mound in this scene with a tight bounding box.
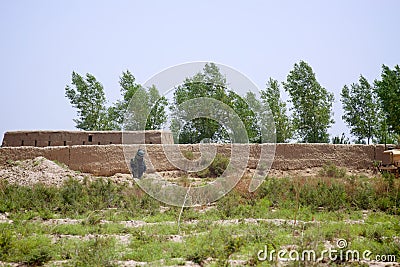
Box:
[0,157,88,187]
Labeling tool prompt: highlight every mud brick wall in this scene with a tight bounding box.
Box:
[0,144,387,176]
[1,131,174,147]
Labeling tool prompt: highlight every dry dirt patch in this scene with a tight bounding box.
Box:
[0,157,89,187]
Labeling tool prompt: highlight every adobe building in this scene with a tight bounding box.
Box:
[1,130,174,147]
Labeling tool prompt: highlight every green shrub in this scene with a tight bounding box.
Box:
[196,154,229,178]
[216,190,248,218]
[0,181,60,215]
[300,179,348,211]
[0,224,13,260]
[185,227,244,265]
[182,150,195,160]
[86,179,123,210]
[6,235,53,265]
[127,229,185,262]
[73,237,117,266]
[61,178,88,214]
[255,177,294,207]
[82,213,102,226]
[319,162,347,178]
[347,180,374,210]
[382,171,395,188]
[209,154,229,177]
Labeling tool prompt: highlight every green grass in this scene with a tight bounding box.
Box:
[0,169,399,266]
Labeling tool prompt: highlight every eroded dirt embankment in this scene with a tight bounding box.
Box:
[0,144,387,176]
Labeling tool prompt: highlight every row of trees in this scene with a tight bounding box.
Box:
[341,65,400,144]
[263,62,400,145]
[65,62,400,144]
[170,63,275,143]
[65,70,168,131]
[168,61,333,144]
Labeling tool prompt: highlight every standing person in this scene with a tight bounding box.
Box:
[130,149,146,178]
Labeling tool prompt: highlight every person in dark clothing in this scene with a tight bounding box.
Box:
[130,149,146,178]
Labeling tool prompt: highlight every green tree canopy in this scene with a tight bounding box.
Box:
[65,72,112,130]
[261,78,292,143]
[107,70,142,130]
[341,75,380,144]
[145,85,168,130]
[374,65,400,136]
[170,63,261,144]
[110,70,168,131]
[283,60,334,143]
[66,70,167,131]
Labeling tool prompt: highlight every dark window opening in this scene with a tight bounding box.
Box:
[98,142,101,145]
[48,141,51,146]
[88,135,93,142]
[149,142,153,144]
[64,141,67,146]
[21,140,24,146]
[83,141,85,145]
[34,140,37,147]
[110,142,112,144]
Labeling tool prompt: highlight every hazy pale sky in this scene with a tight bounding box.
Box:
[1,1,399,141]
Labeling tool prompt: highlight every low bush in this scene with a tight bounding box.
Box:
[185,226,244,265]
[5,235,53,265]
[225,171,400,215]
[196,153,229,178]
[1,165,399,222]
[0,224,13,260]
[319,162,347,178]
[73,237,117,266]
[0,177,165,220]
[182,150,196,160]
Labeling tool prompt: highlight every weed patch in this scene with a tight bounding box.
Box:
[0,172,399,265]
[319,162,347,178]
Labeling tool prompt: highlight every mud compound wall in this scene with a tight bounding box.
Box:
[0,144,388,176]
[1,130,174,147]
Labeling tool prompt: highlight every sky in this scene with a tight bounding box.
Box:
[1,0,399,142]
